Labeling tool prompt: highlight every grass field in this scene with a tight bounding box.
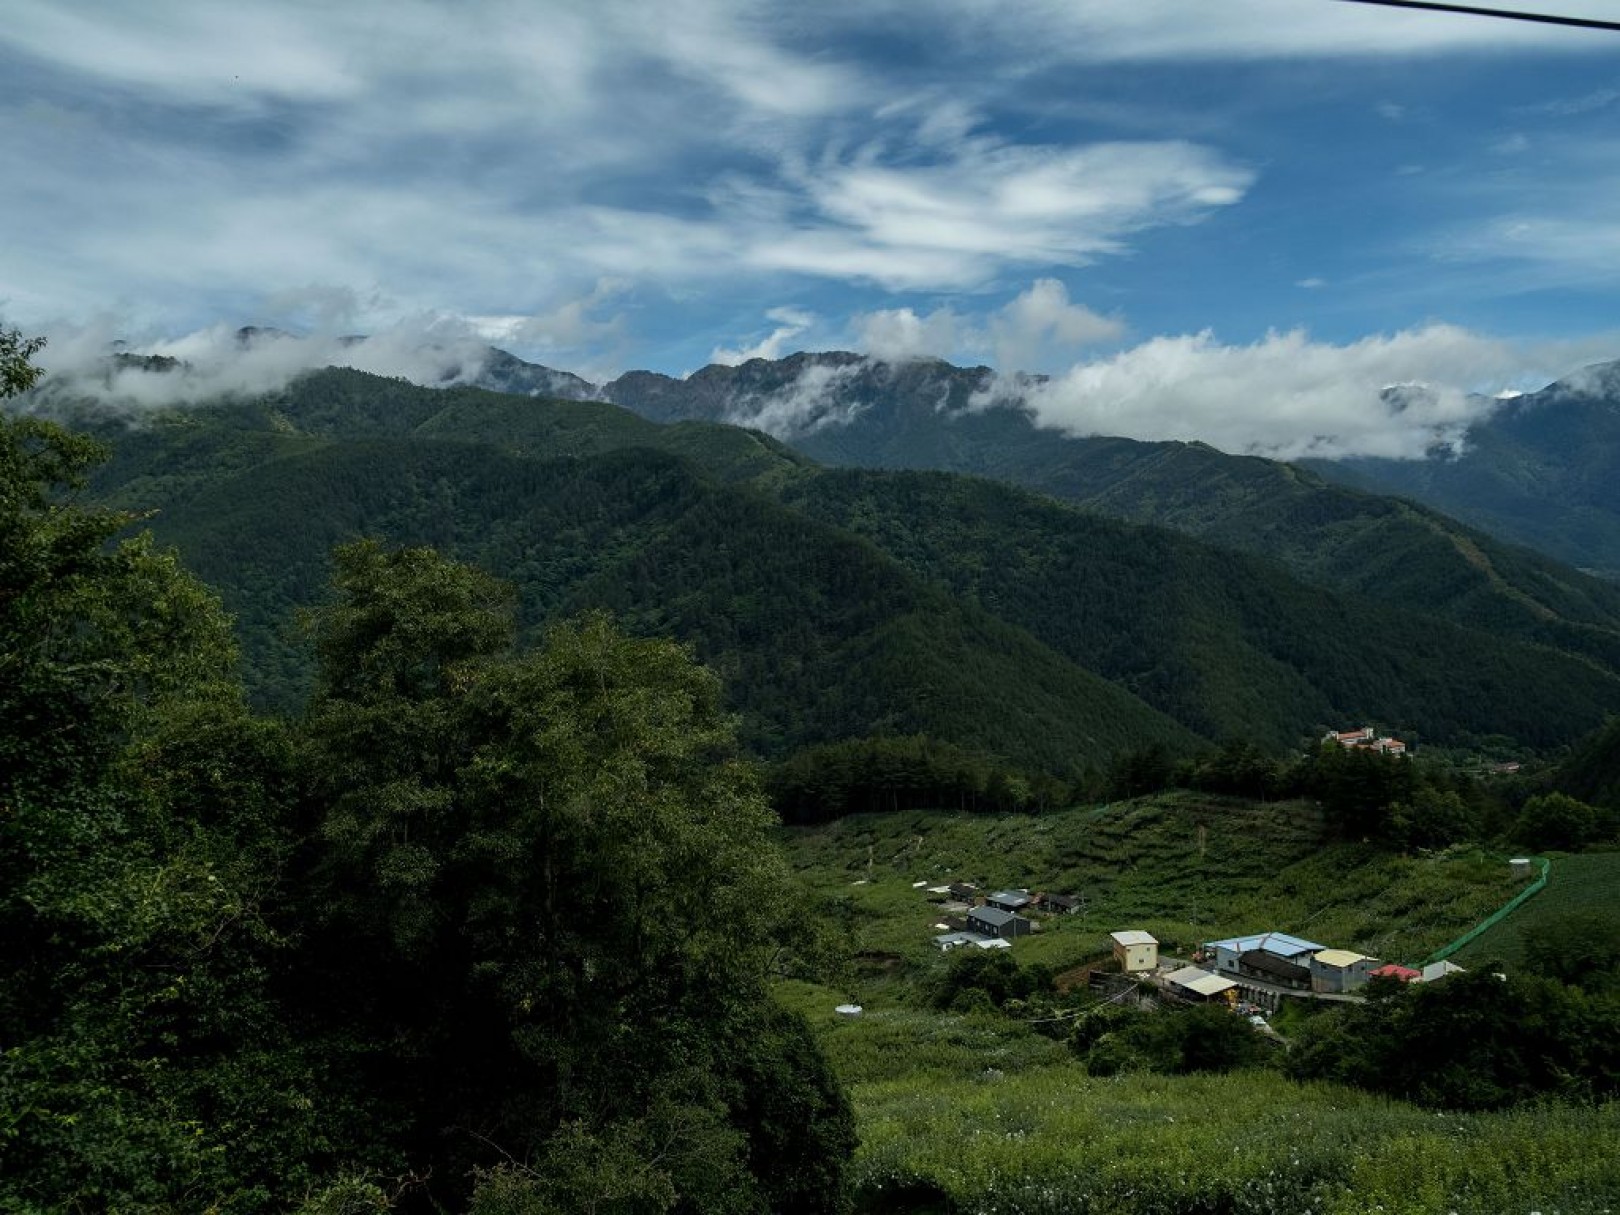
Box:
[1454,849,1620,969]
[777,801,1620,1213]
[781,793,1523,985]
[776,979,1620,1214]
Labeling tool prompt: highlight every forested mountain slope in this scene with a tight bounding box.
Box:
[32,365,1620,763]
[595,352,1620,671]
[1313,360,1620,580]
[84,414,1197,773]
[783,470,1620,749]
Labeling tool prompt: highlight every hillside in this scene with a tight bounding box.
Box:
[595,351,1620,673]
[1316,361,1620,580]
[70,385,1196,772]
[783,469,1620,749]
[782,796,1523,970]
[23,364,1620,760]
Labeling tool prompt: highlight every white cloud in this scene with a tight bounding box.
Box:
[853,279,1119,370]
[988,279,1123,373]
[29,315,498,409]
[1296,277,1327,289]
[718,358,869,435]
[710,307,817,365]
[756,138,1253,290]
[854,305,967,363]
[1004,324,1550,460]
[1514,87,1620,116]
[914,0,1616,62]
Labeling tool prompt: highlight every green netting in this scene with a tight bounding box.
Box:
[1420,856,1550,966]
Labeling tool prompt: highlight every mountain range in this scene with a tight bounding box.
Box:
[23,352,1620,777]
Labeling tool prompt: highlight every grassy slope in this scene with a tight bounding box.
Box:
[1453,850,1620,969]
[777,801,1620,1213]
[782,796,1519,977]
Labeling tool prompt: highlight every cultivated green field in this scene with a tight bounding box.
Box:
[778,800,1620,1214]
[1454,849,1620,969]
[776,979,1620,1215]
[781,794,1523,979]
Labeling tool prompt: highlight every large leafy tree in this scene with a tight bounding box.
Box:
[1,337,341,1210]
[297,543,854,1212]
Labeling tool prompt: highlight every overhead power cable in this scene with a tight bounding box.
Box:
[1333,0,1620,31]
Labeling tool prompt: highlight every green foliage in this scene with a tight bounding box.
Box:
[2,388,857,1214]
[1514,791,1612,851]
[0,408,342,1212]
[1287,968,1620,1110]
[52,365,1620,768]
[785,468,1620,751]
[924,952,1054,1013]
[1076,1004,1272,1077]
[1,326,47,398]
[292,546,856,1211]
[1519,910,1620,994]
[769,735,1070,823]
[849,1064,1620,1214]
[1456,851,1620,970]
[1555,714,1620,811]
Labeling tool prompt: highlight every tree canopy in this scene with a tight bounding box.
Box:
[0,341,855,1213]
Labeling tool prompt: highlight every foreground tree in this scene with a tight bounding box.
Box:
[1,340,342,1210]
[297,543,854,1212]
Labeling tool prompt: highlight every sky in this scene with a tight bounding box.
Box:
[5,0,1620,457]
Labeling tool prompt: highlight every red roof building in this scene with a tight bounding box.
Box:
[1370,963,1421,983]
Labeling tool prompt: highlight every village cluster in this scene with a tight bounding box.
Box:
[926,882,1466,1012]
[1323,725,1407,755]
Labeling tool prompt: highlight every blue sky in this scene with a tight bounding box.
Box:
[5,1,1620,455]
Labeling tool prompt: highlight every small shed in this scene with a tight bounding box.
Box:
[1509,858,1534,880]
[986,889,1034,913]
[948,882,979,903]
[1420,960,1466,983]
[1109,930,1159,973]
[1038,892,1081,915]
[933,931,988,952]
[1311,948,1377,994]
[1165,964,1238,1003]
[967,905,1032,940]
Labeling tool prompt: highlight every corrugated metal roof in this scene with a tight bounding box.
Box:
[969,906,1015,927]
[1204,931,1326,958]
[1110,930,1157,947]
[1313,948,1370,967]
[1166,965,1236,996]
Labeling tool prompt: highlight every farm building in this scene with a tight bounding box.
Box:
[1109,930,1159,973]
[1370,963,1421,984]
[1204,932,1325,976]
[1037,892,1081,915]
[986,889,1034,913]
[947,882,979,902]
[1420,960,1466,983]
[967,906,1032,940]
[1165,965,1238,1003]
[1312,948,1377,993]
[1237,949,1312,990]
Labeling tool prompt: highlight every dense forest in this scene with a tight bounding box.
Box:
[0,331,854,1213]
[29,365,1620,779]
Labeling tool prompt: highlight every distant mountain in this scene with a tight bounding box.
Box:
[25,366,1618,763]
[588,351,1620,674]
[1309,361,1620,581]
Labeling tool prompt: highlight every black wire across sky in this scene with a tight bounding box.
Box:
[1333,0,1620,32]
